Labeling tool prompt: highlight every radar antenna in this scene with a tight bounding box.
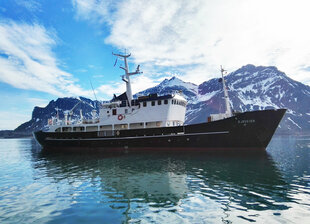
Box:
[112,52,142,106]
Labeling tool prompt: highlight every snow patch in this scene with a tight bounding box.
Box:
[161,77,198,93]
[239,84,258,94]
[234,72,243,77]
[259,77,278,93]
[196,91,219,102]
[279,90,285,99]
[287,117,301,129]
[237,92,278,109]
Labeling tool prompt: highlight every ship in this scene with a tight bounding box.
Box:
[33,53,286,152]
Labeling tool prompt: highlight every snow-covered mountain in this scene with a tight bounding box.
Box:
[10,64,310,135]
[195,65,310,132]
[135,77,198,103]
[15,97,101,133]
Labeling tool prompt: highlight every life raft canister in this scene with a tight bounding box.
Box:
[118,114,124,120]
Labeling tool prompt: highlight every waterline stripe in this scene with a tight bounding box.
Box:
[46,131,229,141]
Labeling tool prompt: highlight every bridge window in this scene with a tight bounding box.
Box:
[151,101,155,106]
[143,101,147,107]
[112,109,117,115]
[164,99,168,104]
[158,100,161,105]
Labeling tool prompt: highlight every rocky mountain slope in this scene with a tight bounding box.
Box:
[14,97,100,133]
[11,65,310,135]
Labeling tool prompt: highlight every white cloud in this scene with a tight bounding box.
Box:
[97,81,124,100]
[73,0,310,86]
[131,74,161,93]
[26,97,49,107]
[72,0,117,25]
[15,0,42,12]
[0,20,94,97]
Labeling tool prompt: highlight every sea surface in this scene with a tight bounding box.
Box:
[0,136,309,223]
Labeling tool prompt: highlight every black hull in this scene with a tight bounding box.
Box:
[34,109,286,152]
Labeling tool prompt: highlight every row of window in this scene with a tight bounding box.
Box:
[106,99,186,115]
[55,120,182,133]
[171,99,186,107]
[143,99,169,107]
[143,99,185,107]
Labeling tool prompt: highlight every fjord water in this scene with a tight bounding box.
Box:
[0,137,309,223]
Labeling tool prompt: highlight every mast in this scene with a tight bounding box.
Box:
[112,53,142,106]
[220,66,233,117]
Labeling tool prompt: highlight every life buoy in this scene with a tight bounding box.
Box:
[118,114,123,120]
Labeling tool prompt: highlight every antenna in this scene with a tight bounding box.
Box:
[88,77,98,101]
[112,52,142,106]
[220,65,227,75]
[220,66,232,117]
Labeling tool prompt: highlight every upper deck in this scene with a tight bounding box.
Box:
[47,92,187,133]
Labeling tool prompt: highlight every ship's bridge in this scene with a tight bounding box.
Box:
[99,92,187,130]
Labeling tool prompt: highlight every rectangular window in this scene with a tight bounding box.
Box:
[158,100,161,105]
[151,101,155,106]
[143,101,147,107]
[112,109,117,115]
[164,99,168,104]
[125,109,128,114]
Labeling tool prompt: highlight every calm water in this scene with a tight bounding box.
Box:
[0,136,309,223]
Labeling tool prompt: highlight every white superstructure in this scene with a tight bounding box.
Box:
[47,53,187,133]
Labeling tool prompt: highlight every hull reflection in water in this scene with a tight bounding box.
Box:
[35,149,293,223]
[2,137,309,223]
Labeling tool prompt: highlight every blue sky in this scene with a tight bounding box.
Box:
[1,0,310,130]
